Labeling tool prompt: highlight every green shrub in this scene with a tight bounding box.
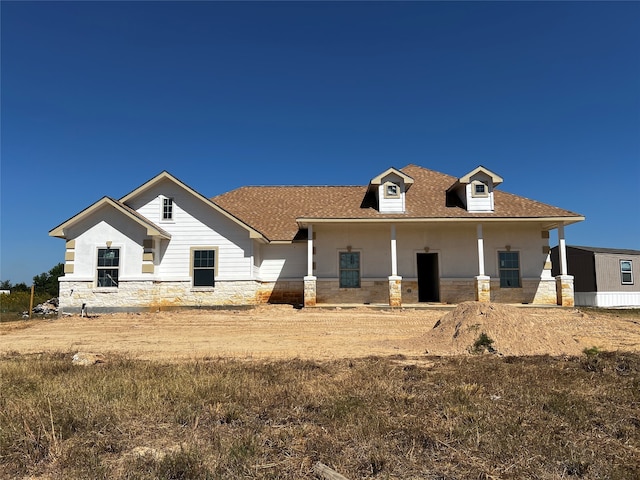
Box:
[471,332,495,354]
[581,346,603,372]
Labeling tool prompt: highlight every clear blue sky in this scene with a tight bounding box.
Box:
[1,1,639,285]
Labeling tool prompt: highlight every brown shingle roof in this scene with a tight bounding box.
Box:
[212,164,583,241]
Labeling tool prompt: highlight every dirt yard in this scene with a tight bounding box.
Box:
[1,303,639,361]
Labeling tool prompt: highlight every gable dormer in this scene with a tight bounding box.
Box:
[368,167,414,213]
[448,166,503,213]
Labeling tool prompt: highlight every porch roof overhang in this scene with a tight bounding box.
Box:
[296,216,585,231]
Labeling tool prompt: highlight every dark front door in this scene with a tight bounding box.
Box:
[417,253,440,302]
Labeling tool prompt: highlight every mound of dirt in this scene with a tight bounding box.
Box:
[408,302,590,356]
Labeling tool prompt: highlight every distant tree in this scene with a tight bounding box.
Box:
[33,263,64,297]
[0,280,11,290]
[12,283,29,292]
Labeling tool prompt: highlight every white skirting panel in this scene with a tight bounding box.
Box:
[575,291,640,307]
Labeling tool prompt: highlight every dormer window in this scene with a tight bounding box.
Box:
[385,183,400,199]
[472,181,488,198]
[367,167,414,213]
[448,166,502,213]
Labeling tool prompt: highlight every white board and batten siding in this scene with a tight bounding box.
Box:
[128,179,254,281]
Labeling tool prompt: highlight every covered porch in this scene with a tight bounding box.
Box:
[299,220,576,308]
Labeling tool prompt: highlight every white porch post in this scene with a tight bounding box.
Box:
[477,224,485,276]
[555,222,574,306]
[558,223,568,276]
[475,223,490,302]
[249,240,254,279]
[388,224,402,307]
[304,224,317,307]
[307,224,314,277]
[390,224,398,277]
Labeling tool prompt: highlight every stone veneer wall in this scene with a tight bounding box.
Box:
[316,280,389,304]
[532,278,558,305]
[58,276,563,312]
[402,280,420,304]
[439,279,476,304]
[256,280,304,305]
[490,278,557,304]
[556,276,575,307]
[58,280,300,313]
[401,278,558,305]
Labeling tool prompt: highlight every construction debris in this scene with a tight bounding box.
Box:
[72,352,106,366]
[23,298,59,317]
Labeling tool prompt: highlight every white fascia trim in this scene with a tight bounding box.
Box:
[297,217,585,227]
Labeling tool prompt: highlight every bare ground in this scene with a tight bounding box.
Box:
[1,303,639,361]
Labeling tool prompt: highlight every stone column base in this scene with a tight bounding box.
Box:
[556,275,574,307]
[475,275,491,302]
[388,276,402,307]
[304,276,317,307]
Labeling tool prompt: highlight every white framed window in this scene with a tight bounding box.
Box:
[472,181,488,198]
[162,197,174,221]
[620,260,634,285]
[191,247,217,287]
[384,182,400,199]
[498,251,521,288]
[97,248,119,287]
[339,251,360,288]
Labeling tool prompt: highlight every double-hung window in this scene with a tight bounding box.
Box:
[193,249,216,287]
[97,248,119,287]
[498,251,521,288]
[339,252,360,288]
[162,197,173,220]
[621,260,633,285]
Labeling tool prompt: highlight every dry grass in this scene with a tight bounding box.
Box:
[1,351,639,479]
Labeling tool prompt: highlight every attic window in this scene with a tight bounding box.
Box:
[384,183,400,199]
[472,181,488,198]
[162,197,173,220]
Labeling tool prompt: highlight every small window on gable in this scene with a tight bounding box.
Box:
[621,260,633,285]
[384,183,400,199]
[162,197,173,221]
[472,181,488,198]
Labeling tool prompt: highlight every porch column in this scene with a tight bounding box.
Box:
[558,224,568,276]
[475,224,491,302]
[555,223,574,306]
[304,224,317,307]
[390,224,398,276]
[388,224,402,307]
